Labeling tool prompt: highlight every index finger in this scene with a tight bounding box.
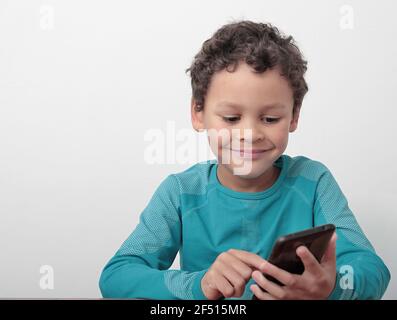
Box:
[296,246,323,276]
[258,260,298,287]
[227,249,267,270]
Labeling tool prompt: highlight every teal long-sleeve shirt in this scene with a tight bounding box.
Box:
[99,154,390,299]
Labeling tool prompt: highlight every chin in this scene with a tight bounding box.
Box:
[228,163,271,179]
[233,169,267,179]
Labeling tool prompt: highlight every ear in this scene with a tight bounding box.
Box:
[289,106,301,133]
[191,97,205,132]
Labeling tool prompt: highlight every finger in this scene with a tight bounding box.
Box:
[252,270,287,299]
[201,274,223,300]
[227,249,267,270]
[213,273,235,298]
[259,260,298,287]
[250,284,276,300]
[296,246,323,276]
[218,261,247,297]
[220,251,254,281]
[321,232,337,265]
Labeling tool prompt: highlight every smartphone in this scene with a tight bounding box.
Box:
[252,224,336,298]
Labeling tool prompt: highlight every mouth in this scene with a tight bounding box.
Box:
[229,148,269,159]
[230,149,267,154]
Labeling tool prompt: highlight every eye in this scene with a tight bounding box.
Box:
[222,116,241,123]
[262,117,280,124]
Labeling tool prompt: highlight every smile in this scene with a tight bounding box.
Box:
[229,148,269,160]
[230,149,267,154]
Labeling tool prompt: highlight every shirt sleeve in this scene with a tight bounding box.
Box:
[313,166,390,300]
[99,174,209,299]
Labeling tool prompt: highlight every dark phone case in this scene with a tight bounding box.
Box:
[252,224,335,299]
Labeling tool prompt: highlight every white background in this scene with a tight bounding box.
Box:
[0,0,396,299]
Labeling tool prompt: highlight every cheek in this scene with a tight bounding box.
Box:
[271,126,289,149]
[215,130,233,152]
[206,129,232,158]
[204,119,232,149]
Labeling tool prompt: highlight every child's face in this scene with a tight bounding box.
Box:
[191,61,300,180]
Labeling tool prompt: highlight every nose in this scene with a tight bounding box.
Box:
[237,119,265,143]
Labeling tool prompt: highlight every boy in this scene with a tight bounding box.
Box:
[99,20,390,299]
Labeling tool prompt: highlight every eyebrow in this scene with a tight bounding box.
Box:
[216,101,286,110]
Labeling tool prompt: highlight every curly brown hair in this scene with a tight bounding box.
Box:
[186,20,308,115]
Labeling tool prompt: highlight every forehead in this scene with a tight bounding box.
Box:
[215,100,287,111]
[205,62,294,109]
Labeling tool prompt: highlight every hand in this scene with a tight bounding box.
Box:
[250,232,337,300]
[201,249,267,300]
